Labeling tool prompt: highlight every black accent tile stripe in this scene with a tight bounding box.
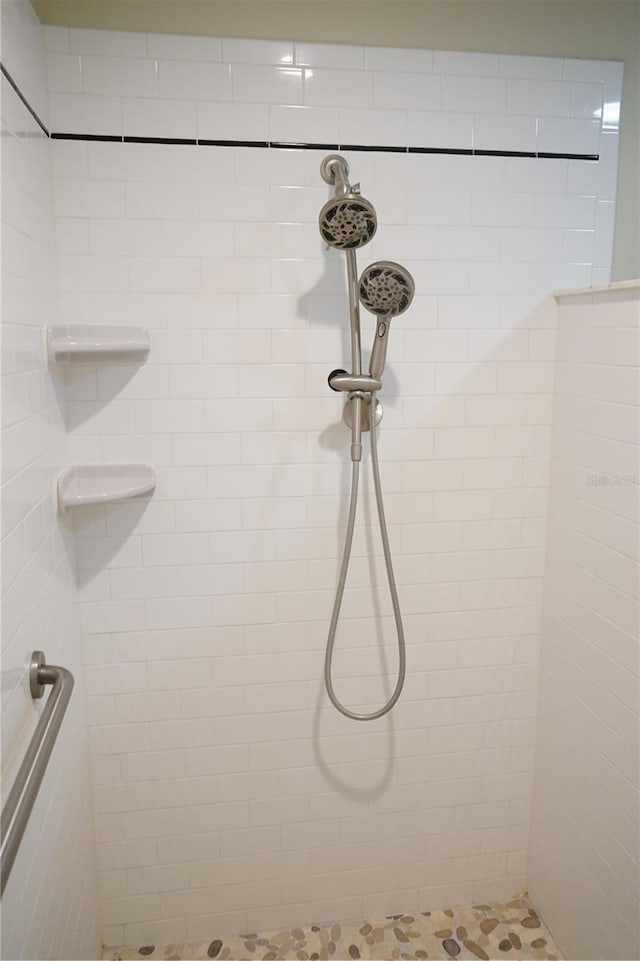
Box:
[51,132,122,142]
[125,135,197,145]
[198,138,269,148]
[474,148,537,158]
[45,131,605,162]
[270,141,339,150]
[408,146,472,156]
[340,143,407,152]
[1,58,601,163]
[0,63,49,137]
[538,151,600,161]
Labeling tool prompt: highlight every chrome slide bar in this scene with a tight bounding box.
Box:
[0,651,74,895]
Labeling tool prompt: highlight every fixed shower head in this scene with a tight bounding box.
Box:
[359,261,415,380]
[319,194,378,250]
[359,261,415,318]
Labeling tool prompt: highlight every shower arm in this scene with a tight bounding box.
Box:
[322,154,350,196]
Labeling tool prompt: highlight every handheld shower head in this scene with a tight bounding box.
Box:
[319,194,378,250]
[359,261,415,379]
[359,261,415,318]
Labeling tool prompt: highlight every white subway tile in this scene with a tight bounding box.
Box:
[562,228,595,262]
[49,92,123,135]
[535,194,596,228]
[201,258,271,294]
[374,71,440,111]
[501,227,563,262]
[408,111,473,149]
[365,47,433,73]
[197,102,269,140]
[233,65,304,105]
[474,114,537,152]
[199,183,269,222]
[57,253,129,291]
[562,57,622,85]
[147,34,222,61]
[442,75,506,114]
[507,78,570,116]
[90,219,162,256]
[46,52,82,92]
[123,97,197,138]
[128,256,201,293]
[499,55,563,80]
[88,140,162,181]
[55,179,126,218]
[438,226,502,261]
[169,366,237,400]
[268,104,338,143]
[339,107,408,146]
[471,192,535,227]
[222,38,294,65]
[435,363,497,395]
[568,144,601,198]
[157,60,231,100]
[537,116,601,154]
[467,329,529,361]
[434,51,500,76]
[82,55,158,98]
[593,200,616,267]
[407,190,471,225]
[296,43,364,69]
[125,182,198,219]
[504,155,567,193]
[56,217,90,253]
[569,81,604,119]
[69,28,147,56]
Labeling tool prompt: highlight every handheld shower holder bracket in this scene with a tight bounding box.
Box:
[343,395,383,433]
[328,370,382,393]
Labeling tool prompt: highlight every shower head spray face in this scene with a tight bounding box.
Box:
[358,261,415,318]
[319,194,378,250]
[359,261,415,380]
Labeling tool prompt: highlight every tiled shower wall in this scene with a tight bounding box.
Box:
[0,3,99,958]
[529,283,640,961]
[44,28,623,947]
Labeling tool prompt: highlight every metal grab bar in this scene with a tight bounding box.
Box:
[1,651,74,895]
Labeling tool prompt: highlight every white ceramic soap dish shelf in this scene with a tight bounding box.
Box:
[47,324,150,364]
[57,464,156,515]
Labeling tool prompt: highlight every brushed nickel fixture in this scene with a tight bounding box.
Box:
[360,260,415,380]
[1,652,74,894]
[319,154,414,721]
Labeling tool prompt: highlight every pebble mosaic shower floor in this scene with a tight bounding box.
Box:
[103,892,561,961]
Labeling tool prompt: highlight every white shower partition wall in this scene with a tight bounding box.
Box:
[42,26,623,949]
[0,2,100,959]
[529,281,640,961]
[46,28,621,945]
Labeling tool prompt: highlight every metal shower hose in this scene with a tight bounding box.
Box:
[324,393,406,720]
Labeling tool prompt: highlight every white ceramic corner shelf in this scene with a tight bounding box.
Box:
[57,464,156,515]
[47,324,150,364]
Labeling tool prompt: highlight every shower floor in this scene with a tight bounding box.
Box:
[103,891,561,961]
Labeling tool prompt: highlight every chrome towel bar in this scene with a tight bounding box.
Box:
[1,651,74,895]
